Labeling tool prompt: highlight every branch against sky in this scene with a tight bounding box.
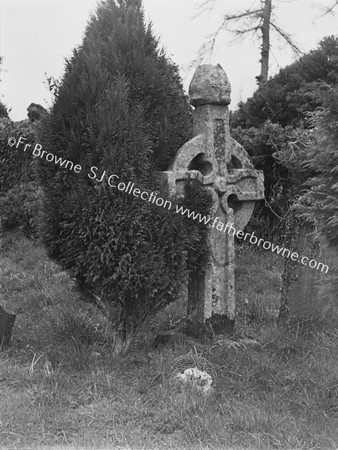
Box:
[321,0,338,15]
[194,0,303,87]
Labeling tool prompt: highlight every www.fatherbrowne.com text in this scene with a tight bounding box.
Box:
[8,136,329,274]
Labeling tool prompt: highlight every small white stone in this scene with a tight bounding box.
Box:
[175,367,213,396]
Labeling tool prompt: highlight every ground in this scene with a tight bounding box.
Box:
[0,231,338,449]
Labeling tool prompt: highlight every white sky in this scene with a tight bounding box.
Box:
[1,0,337,121]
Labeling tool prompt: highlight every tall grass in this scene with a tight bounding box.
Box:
[0,231,337,449]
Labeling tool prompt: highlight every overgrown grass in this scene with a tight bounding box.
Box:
[1,231,338,449]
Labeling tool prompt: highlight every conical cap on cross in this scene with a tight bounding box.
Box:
[188,64,231,107]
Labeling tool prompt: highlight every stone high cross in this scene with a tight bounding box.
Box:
[159,64,264,336]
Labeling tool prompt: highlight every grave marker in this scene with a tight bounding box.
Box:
[279,208,337,324]
[159,64,264,336]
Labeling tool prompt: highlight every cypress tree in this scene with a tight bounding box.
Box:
[38,0,211,353]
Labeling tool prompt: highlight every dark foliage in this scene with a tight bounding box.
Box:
[301,83,338,246]
[299,83,338,296]
[38,0,211,352]
[0,102,9,119]
[0,119,37,195]
[232,121,312,238]
[229,37,338,238]
[232,36,338,129]
[0,182,43,238]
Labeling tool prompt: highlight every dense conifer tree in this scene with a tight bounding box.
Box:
[38,0,211,353]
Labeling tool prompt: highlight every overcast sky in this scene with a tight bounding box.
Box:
[1,0,337,121]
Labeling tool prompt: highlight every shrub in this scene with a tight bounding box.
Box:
[0,118,38,195]
[232,121,312,238]
[229,37,338,238]
[0,182,43,238]
[0,101,9,119]
[231,36,338,129]
[38,0,211,354]
[299,83,338,295]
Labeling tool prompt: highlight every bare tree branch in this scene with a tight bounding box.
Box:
[209,8,264,40]
[189,8,263,69]
[322,0,338,15]
[269,21,304,55]
[221,8,264,22]
[198,0,215,9]
[193,0,305,86]
[193,0,217,19]
[234,26,261,36]
[313,0,338,23]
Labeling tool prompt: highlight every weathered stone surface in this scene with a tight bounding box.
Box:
[27,103,47,122]
[0,305,16,346]
[189,64,231,106]
[175,367,213,396]
[279,208,337,324]
[159,64,264,337]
